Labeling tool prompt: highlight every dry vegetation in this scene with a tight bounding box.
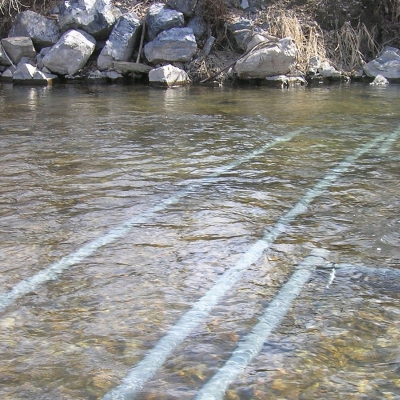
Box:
[1,0,399,80]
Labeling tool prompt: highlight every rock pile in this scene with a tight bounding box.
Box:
[0,0,399,87]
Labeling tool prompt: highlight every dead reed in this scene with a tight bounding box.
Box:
[326,22,380,71]
[265,10,327,72]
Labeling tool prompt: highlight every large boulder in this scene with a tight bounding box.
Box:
[149,64,189,86]
[8,10,59,49]
[1,37,36,64]
[58,0,122,40]
[363,46,400,80]
[43,29,96,75]
[166,0,198,17]
[97,12,141,71]
[145,3,184,41]
[144,27,197,64]
[234,37,297,79]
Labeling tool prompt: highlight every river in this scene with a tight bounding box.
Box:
[0,82,399,399]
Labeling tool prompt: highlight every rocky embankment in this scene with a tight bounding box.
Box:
[0,0,399,87]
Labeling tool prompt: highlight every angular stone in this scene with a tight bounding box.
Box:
[43,29,96,75]
[0,66,16,81]
[364,46,400,80]
[145,3,184,41]
[58,0,122,40]
[166,0,198,17]
[149,64,189,86]
[370,74,389,85]
[112,61,152,74]
[1,37,36,65]
[0,44,12,66]
[144,27,197,64]
[13,62,37,80]
[234,37,297,79]
[8,10,59,49]
[187,16,207,40]
[97,12,141,71]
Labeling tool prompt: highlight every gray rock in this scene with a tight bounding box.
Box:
[234,37,297,79]
[166,0,198,17]
[0,44,13,66]
[43,29,96,75]
[187,16,207,40]
[36,47,52,69]
[0,66,16,81]
[229,19,253,51]
[144,27,197,64]
[33,70,58,84]
[58,0,122,40]
[13,62,37,79]
[149,64,189,86]
[97,12,141,71]
[1,37,36,64]
[145,3,184,41]
[8,10,59,49]
[245,33,269,52]
[106,70,123,80]
[318,60,341,79]
[370,74,389,85]
[363,46,400,79]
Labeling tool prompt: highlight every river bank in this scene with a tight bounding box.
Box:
[0,0,399,86]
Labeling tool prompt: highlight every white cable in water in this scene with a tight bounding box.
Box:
[326,267,336,288]
[103,130,396,400]
[195,249,328,400]
[0,129,302,314]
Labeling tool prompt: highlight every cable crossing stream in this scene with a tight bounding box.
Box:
[0,129,302,314]
[102,127,400,400]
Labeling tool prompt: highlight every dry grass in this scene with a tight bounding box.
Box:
[0,0,24,15]
[326,22,380,71]
[265,10,327,72]
[382,0,400,23]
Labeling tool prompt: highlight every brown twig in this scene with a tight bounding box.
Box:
[136,19,146,64]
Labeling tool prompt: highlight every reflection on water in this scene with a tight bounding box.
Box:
[0,83,399,399]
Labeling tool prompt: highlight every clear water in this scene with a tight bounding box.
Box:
[0,82,399,400]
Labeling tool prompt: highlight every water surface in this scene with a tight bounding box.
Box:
[0,82,399,399]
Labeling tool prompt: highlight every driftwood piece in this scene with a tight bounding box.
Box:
[136,20,146,64]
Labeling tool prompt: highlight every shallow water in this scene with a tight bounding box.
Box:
[0,82,399,400]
